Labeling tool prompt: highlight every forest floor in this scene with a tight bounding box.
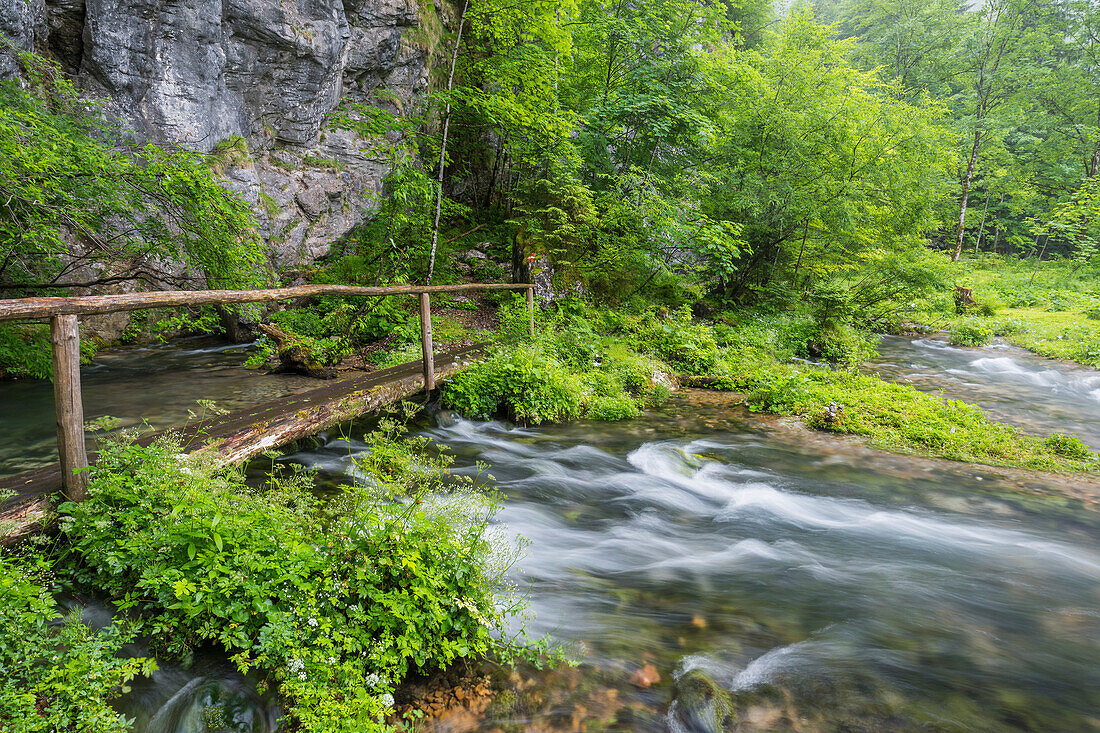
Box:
[924,254,1100,368]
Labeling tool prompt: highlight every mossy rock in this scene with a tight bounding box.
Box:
[671,669,736,732]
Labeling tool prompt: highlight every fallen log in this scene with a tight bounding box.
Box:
[0,343,485,545]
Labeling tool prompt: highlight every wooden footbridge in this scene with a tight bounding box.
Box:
[0,282,534,544]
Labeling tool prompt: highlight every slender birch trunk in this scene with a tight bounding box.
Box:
[427,0,468,286]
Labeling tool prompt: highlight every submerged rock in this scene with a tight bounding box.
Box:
[670,669,735,733]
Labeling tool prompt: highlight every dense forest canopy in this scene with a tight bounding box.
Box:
[338,0,1099,310]
[1,0,1099,319]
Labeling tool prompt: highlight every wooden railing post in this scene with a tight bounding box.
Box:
[419,292,435,392]
[526,286,535,338]
[50,315,88,500]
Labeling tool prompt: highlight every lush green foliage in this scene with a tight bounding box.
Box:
[930,254,1100,366]
[443,296,885,424]
[0,553,155,732]
[0,323,96,380]
[0,52,270,378]
[0,54,267,294]
[703,314,1099,472]
[56,421,535,731]
[949,318,995,347]
[738,363,1096,471]
[443,299,670,423]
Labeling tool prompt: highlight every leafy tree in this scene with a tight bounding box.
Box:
[0,52,268,294]
[703,10,952,297]
[830,0,970,101]
[948,0,1039,262]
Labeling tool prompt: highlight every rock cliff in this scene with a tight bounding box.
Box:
[1,0,431,270]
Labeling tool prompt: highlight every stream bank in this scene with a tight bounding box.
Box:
[3,331,1100,731]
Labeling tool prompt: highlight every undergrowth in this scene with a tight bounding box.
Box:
[0,553,155,732]
[4,412,553,732]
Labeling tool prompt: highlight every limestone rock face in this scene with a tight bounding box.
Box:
[0,0,430,271]
[0,0,44,77]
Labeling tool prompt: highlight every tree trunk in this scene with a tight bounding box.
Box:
[953,129,983,262]
[427,0,469,286]
[1029,235,1047,286]
[974,188,992,253]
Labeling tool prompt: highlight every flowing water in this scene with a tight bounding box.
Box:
[290,397,1100,732]
[5,337,1100,731]
[870,335,1100,449]
[0,338,317,477]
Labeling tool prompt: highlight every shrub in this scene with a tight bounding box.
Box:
[739,364,1092,470]
[586,393,641,421]
[949,319,994,347]
[1044,433,1093,460]
[57,426,533,731]
[0,554,155,732]
[807,323,878,368]
[652,307,719,373]
[442,345,584,424]
[975,294,1003,317]
[713,313,814,362]
[602,345,668,397]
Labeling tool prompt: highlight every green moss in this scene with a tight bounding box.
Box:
[207,135,251,174]
[301,155,344,171]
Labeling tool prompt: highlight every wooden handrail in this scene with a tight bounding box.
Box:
[0,282,534,321]
[2,281,538,500]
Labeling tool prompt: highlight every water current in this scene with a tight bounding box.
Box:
[0,338,317,477]
[870,335,1100,449]
[5,336,1098,730]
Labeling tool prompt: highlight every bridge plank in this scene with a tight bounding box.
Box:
[0,343,485,545]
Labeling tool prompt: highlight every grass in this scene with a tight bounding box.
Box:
[917,254,1100,367]
[259,191,281,218]
[207,135,251,174]
[302,155,344,171]
[725,356,1097,473]
[992,307,1100,367]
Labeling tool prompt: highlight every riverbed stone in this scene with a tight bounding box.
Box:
[671,669,736,733]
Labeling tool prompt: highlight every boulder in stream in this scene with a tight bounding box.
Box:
[670,668,736,733]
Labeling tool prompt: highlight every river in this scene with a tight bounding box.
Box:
[870,335,1100,449]
[6,336,1100,730]
[0,338,317,478]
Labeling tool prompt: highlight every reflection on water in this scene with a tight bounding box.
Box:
[288,397,1100,731]
[0,338,318,477]
[870,335,1100,448]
